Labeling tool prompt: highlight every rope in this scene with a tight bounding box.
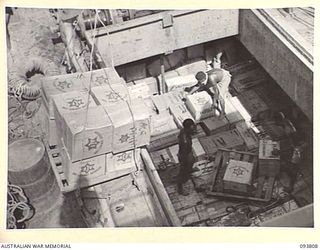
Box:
[7,184,34,229]
[96,11,144,174]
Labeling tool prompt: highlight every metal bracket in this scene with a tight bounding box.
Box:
[162,13,173,28]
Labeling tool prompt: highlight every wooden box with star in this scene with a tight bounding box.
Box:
[61,105,113,162]
[59,140,106,185]
[41,72,91,118]
[106,149,142,172]
[90,84,130,107]
[103,99,151,154]
[185,91,214,121]
[52,91,96,147]
[223,159,254,193]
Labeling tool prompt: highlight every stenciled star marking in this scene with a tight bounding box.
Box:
[67,98,84,108]
[57,80,72,90]
[81,163,95,174]
[232,167,244,177]
[95,75,109,85]
[105,91,121,102]
[84,137,101,151]
[119,134,130,143]
[117,152,132,162]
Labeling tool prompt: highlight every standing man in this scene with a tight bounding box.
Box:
[177,119,197,196]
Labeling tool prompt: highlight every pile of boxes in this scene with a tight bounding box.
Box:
[41,68,148,187]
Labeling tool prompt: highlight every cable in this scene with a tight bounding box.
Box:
[96,12,147,174]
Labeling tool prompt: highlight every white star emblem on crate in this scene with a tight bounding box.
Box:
[232,167,245,177]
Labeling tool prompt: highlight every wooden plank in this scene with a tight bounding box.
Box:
[265,177,275,200]
[141,148,181,226]
[93,185,116,227]
[88,10,239,66]
[215,151,229,192]
[206,191,268,202]
[255,176,265,198]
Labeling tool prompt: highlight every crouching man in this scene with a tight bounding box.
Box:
[185,68,231,117]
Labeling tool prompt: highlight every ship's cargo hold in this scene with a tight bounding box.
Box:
[106,149,141,172]
[124,62,147,82]
[235,121,259,151]
[237,89,269,117]
[169,103,194,128]
[147,58,171,76]
[186,45,204,60]
[61,106,113,162]
[185,91,214,121]
[103,99,151,153]
[166,49,186,68]
[223,159,254,193]
[258,139,281,177]
[175,60,207,76]
[200,116,229,136]
[165,74,197,92]
[231,68,267,94]
[90,84,130,107]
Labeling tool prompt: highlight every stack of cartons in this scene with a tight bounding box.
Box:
[101,99,151,154]
[258,139,281,177]
[90,84,130,107]
[185,91,214,121]
[165,74,197,92]
[41,68,123,146]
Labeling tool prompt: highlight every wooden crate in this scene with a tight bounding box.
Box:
[206,149,275,202]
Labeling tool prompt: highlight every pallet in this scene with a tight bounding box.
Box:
[44,140,136,193]
[206,148,275,202]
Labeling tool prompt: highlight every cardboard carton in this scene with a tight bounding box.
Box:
[106,149,141,172]
[90,84,130,107]
[223,159,254,193]
[62,106,113,162]
[185,91,214,121]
